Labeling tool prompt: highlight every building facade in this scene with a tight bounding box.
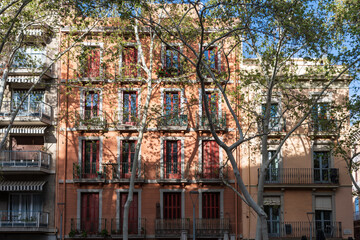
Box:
[0,25,58,240]
[55,21,354,240]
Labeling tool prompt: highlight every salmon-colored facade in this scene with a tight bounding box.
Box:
[56,26,354,240]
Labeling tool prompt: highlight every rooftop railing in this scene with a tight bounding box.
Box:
[0,211,49,228]
[0,150,51,169]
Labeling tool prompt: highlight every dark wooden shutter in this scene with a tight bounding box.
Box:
[164,193,181,219]
[202,192,220,219]
[120,193,138,234]
[81,193,99,233]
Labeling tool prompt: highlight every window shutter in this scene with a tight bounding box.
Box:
[163,140,167,176]
[214,47,218,70]
[315,196,332,210]
[177,140,181,176]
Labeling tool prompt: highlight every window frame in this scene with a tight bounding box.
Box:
[76,189,103,233]
[118,88,141,125]
[197,189,224,219]
[199,88,222,122]
[119,44,140,78]
[198,43,221,74]
[78,136,103,175]
[80,88,103,123]
[160,88,185,116]
[79,42,103,80]
[160,137,185,179]
[160,189,185,219]
[161,43,183,77]
[116,189,142,233]
[117,137,141,178]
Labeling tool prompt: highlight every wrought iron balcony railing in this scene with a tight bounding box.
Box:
[260,168,339,185]
[157,114,188,128]
[197,112,226,130]
[76,110,107,128]
[73,163,107,181]
[156,163,183,181]
[70,218,108,235]
[0,150,51,169]
[0,211,49,228]
[110,218,146,236]
[308,119,338,133]
[266,221,342,238]
[0,101,52,124]
[258,117,286,132]
[195,218,230,237]
[105,162,146,182]
[155,218,189,237]
[195,164,229,181]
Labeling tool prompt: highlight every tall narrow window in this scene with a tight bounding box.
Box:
[9,194,42,222]
[81,47,101,78]
[121,140,136,178]
[202,141,219,179]
[164,92,180,125]
[265,151,280,183]
[120,193,138,234]
[82,140,99,178]
[311,103,330,131]
[163,192,181,219]
[262,103,280,130]
[164,140,181,179]
[202,192,220,219]
[165,46,180,76]
[123,46,138,77]
[314,151,330,182]
[123,92,137,125]
[84,91,99,120]
[203,47,218,70]
[264,204,280,236]
[81,193,99,233]
[203,92,218,116]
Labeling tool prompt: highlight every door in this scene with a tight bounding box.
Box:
[264,205,280,237]
[82,140,99,178]
[81,193,99,233]
[120,193,138,234]
[163,193,181,219]
[202,141,219,179]
[121,140,136,178]
[202,192,220,219]
[314,151,330,182]
[315,210,332,237]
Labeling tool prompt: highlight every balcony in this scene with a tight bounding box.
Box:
[0,151,51,173]
[195,165,229,184]
[156,163,188,185]
[10,53,54,78]
[155,218,189,238]
[0,101,52,125]
[116,117,139,131]
[75,110,107,131]
[308,119,338,137]
[70,218,108,237]
[157,114,188,131]
[197,113,226,131]
[73,163,106,184]
[261,168,339,188]
[105,162,145,184]
[0,211,49,232]
[110,218,146,237]
[266,221,342,239]
[195,218,230,237]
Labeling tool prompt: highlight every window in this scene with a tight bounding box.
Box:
[164,140,181,179]
[163,92,180,125]
[315,196,333,237]
[262,103,281,130]
[356,197,359,213]
[204,92,218,116]
[314,151,330,182]
[13,46,45,68]
[81,193,99,233]
[201,91,223,128]
[202,141,219,179]
[203,46,218,70]
[202,192,220,219]
[120,140,136,178]
[82,140,99,178]
[264,197,280,237]
[84,91,99,120]
[80,46,101,78]
[123,92,137,125]
[265,151,280,183]
[165,46,180,76]
[120,193,138,233]
[12,90,44,116]
[11,136,44,151]
[122,46,138,77]
[9,194,42,222]
[311,103,330,131]
[163,192,181,219]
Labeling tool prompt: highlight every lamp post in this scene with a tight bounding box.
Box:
[307,212,315,240]
[190,191,199,240]
[58,203,65,240]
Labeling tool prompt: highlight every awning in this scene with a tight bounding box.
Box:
[0,181,46,191]
[0,126,47,134]
[264,196,281,206]
[7,76,37,83]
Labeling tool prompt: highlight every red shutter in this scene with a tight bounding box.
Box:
[90,48,100,77]
[163,140,167,177]
[164,193,181,219]
[177,140,181,179]
[81,193,99,233]
[214,47,218,70]
[120,193,138,234]
[202,192,219,219]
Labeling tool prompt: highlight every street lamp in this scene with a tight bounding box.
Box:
[190,191,199,240]
[58,203,65,240]
[307,212,315,240]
